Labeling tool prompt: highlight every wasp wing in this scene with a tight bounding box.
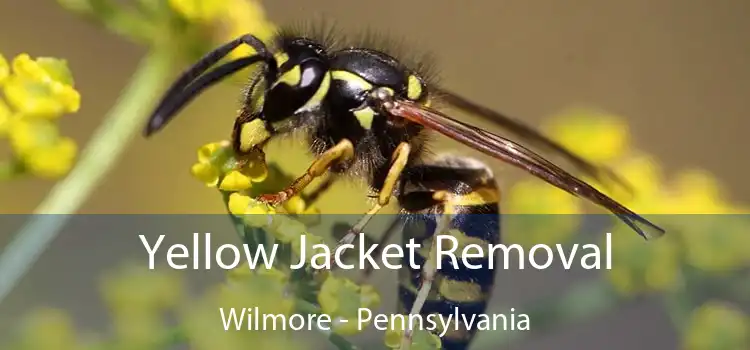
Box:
[384,98,665,240]
[434,88,633,195]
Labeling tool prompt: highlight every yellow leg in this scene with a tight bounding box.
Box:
[401,191,455,350]
[258,139,354,205]
[329,142,412,264]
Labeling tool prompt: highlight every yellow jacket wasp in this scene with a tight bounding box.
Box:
[144,25,665,350]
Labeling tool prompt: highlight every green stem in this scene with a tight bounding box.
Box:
[0,50,174,304]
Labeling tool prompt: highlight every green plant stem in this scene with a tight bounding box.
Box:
[0,49,174,304]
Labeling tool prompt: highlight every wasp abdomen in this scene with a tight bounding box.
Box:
[397,155,501,350]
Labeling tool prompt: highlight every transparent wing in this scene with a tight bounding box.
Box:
[384,97,665,240]
[435,87,633,195]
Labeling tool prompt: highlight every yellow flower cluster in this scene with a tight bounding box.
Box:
[190,139,383,341]
[100,263,184,348]
[7,308,85,350]
[684,301,749,350]
[523,108,750,296]
[183,265,299,350]
[0,53,80,179]
[318,275,381,335]
[168,0,277,59]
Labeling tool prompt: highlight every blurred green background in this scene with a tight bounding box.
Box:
[1,0,749,214]
[0,0,748,349]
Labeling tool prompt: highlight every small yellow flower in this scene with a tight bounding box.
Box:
[219,0,278,60]
[0,54,8,85]
[219,169,253,191]
[504,179,582,246]
[544,108,631,163]
[283,195,307,214]
[599,153,664,210]
[664,169,732,214]
[168,0,227,23]
[318,276,381,335]
[4,54,80,118]
[605,229,681,296]
[182,275,297,350]
[0,98,12,135]
[101,263,184,315]
[17,308,81,350]
[23,136,77,178]
[191,141,268,188]
[197,141,226,163]
[384,316,442,350]
[679,214,749,272]
[684,301,749,350]
[227,192,252,216]
[191,162,220,186]
[7,118,78,178]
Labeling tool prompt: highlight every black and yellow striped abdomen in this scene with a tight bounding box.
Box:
[396,156,501,350]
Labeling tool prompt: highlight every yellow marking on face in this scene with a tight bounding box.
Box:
[353,107,376,129]
[331,70,373,90]
[274,52,290,67]
[275,65,301,87]
[407,75,423,100]
[239,119,270,152]
[451,186,500,206]
[298,72,331,111]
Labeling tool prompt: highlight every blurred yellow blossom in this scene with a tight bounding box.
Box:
[0,52,79,180]
[318,275,381,335]
[168,0,227,23]
[605,227,682,295]
[5,54,80,118]
[0,54,8,84]
[219,169,253,191]
[181,270,298,350]
[544,108,630,163]
[679,214,750,272]
[101,263,184,315]
[0,98,12,135]
[218,0,278,59]
[7,118,78,178]
[15,308,83,350]
[684,301,749,350]
[663,169,733,214]
[504,179,582,246]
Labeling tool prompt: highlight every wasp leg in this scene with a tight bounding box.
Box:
[400,191,456,350]
[301,174,339,208]
[257,139,355,205]
[328,142,412,265]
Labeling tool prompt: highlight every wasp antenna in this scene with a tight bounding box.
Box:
[144,34,276,137]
